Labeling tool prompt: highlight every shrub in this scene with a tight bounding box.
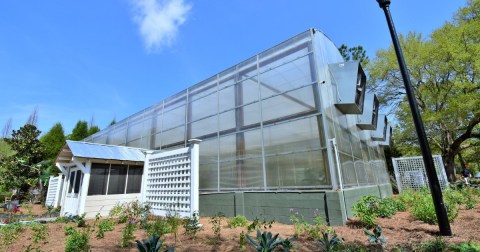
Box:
[246,229,285,252]
[65,227,91,252]
[120,220,137,248]
[410,190,459,224]
[209,212,224,244]
[183,212,202,240]
[228,215,249,228]
[396,190,418,207]
[377,198,399,218]
[145,216,170,238]
[166,209,182,241]
[449,240,480,251]
[29,222,49,247]
[418,236,447,252]
[0,223,25,250]
[352,195,380,228]
[96,218,115,238]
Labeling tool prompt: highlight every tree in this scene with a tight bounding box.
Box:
[1,118,12,139]
[1,124,45,195]
[87,125,100,136]
[0,139,16,160]
[367,0,480,181]
[338,44,370,67]
[40,123,66,160]
[69,120,89,141]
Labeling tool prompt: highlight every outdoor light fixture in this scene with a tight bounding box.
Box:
[376,0,452,236]
[329,61,367,114]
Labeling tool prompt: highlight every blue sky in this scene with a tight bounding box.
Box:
[0,0,468,136]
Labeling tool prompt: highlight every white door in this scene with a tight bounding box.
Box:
[63,167,83,216]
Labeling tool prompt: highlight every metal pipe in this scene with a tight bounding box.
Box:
[375,0,452,236]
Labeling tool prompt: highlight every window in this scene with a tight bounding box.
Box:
[87,163,143,196]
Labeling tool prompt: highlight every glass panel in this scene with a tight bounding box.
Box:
[108,124,127,145]
[88,164,109,195]
[73,170,82,194]
[199,163,218,190]
[126,165,143,194]
[261,86,316,122]
[161,126,185,147]
[243,158,263,188]
[266,150,326,188]
[68,171,75,193]
[219,161,238,190]
[241,102,261,126]
[219,134,236,161]
[340,153,357,187]
[219,110,235,132]
[260,54,312,95]
[108,164,127,194]
[238,78,259,105]
[190,115,217,138]
[190,92,217,122]
[355,159,368,185]
[218,85,235,112]
[163,105,185,129]
[242,129,262,159]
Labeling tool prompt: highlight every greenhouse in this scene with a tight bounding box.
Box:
[81,29,392,225]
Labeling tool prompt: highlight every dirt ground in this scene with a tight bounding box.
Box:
[4,203,480,251]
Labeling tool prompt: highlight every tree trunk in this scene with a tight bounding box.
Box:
[443,151,457,182]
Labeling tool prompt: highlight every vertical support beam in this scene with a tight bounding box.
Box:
[189,139,201,216]
[141,151,154,205]
[53,174,64,208]
[78,160,91,216]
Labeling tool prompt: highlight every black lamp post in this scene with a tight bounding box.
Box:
[375,0,452,236]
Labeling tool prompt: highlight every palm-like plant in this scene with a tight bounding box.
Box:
[246,229,284,252]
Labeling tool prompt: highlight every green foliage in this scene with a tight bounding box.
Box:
[364,225,386,245]
[64,227,91,252]
[87,125,100,136]
[317,230,344,252]
[410,189,459,224]
[29,222,49,247]
[182,212,202,240]
[449,240,480,252]
[0,139,16,160]
[377,198,400,218]
[228,215,249,228]
[338,44,370,67]
[209,212,224,243]
[245,229,284,252]
[40,123,66,160]
[352,195,380,228]
[166,209,182,241]
[396,190,418,208]
[135,232,175,252]
[289,208,325,239]
[109,201,150,225]
[96,218,115,238]
[247,216,275,233]
[68,121,89,141]
[76,213,87,228]
[239,231,247,250]
[0,223,25,250]
[145,216,170,238]
[120,220,137,248]
[418,236,447,252]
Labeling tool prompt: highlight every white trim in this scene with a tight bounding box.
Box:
[78,160,91,215]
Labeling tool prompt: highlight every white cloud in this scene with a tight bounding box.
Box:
[132,0,192,52]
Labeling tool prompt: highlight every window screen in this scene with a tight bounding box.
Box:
[88,164,109,195]
[126,165,143,193]
[108,164,128,194]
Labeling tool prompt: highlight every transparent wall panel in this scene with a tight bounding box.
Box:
[243,158,264,188]
[92,134,107,144]
[266,150,327,188]
[219,161,238,190]
[242,129,262,159]
[260,54,313,97]
[219,110,236,132]
[238,79,259,105]
[190,115,218,138]
[259,40,310,74]
[127,138,141,148]
[190,92,217,122]
[108,124,127,146]
[199,138,218,191]
[219,134,236,161]
[218,86,235,112]
[152,107,163,135]
[241,102,261,127]
[261,86,316,123]
[340,153,357,187]
[127,121,143,142]
[355,159,368,185]
[161,126,185,146]
[163,105,185,129]
[263,117,321,156]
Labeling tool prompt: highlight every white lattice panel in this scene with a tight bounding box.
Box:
[143,144,199,218]
[392,155,449,192]
[45,175,63,207]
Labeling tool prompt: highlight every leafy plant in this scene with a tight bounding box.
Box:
[352,195,380,228]
[120,220,137,247]
[145,216,170,238]
[29,222,49,248]
[364,225,386,245]
[182,212,202,240]
[96,218,115,238]
[317,230,344,252]
[449,240,480,252]
[166,209,181,241]
[239,231,247,250]
[209,212,224,244]
[280,237,297,252]
[0,223,25,250]
[246,229,284,252]
[76,213,87,228]
[65,227,92,252]
[228,215,249,228]
[377,198,400,218]
[135,233,174,252]
[411,189,459,224]
[418,236,447,252]
[247,216,275,233]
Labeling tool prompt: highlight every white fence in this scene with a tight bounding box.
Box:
[142,141,200,218]
[392,155,449,192]
[45,175,63,208]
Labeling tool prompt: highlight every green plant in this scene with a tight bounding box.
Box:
[228,215,249,228]
[166,209,181,241]
[135,233,174,252]
[64,225,76,236]
[76,213,87,228]
[289,209,303,238]
[0,223,25,250]
[239,231,247,250]
[96,218,115,238]
[280,237,297,252]
[209,212,224,244]
[182,212,202,240]
[145,216,170,238]
[411,189,459,224]
[29,222,49,248]
[352,195,380,228]
[418,236,447,252]
[246,229,284,252]
[377,198,399,218]
[120,220,137,248]
[247,216,275,233]
[364,225,386,245]
[449,240,480,252]
[317,230,344,252]
[65,227,91,252]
